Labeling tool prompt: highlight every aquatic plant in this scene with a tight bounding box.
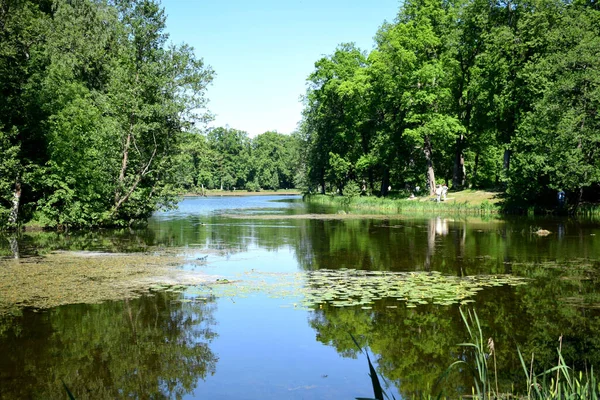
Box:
[0,250,212,315]
[190,269,528,309]
[443,308,498,399]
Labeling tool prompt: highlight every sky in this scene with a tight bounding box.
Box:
[160,0,401,137]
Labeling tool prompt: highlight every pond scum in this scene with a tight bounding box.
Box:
[0,250,215,316]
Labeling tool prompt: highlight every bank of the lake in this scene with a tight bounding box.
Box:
[305,189,600,217]
[185,189,301,197]
[304,190,501,215]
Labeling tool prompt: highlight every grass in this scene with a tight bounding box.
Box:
[575,203,600,217]
[304,190,502,216]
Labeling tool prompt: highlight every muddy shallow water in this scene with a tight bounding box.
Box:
[1,195,600,399]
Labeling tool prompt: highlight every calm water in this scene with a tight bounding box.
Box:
[2,195,600,399]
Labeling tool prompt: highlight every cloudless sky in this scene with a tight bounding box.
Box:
[160,0,400,137]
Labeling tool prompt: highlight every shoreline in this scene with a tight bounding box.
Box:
[183,190,301,197]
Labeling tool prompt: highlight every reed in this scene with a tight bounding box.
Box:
[442,308,600,399]
[304,194,500,215]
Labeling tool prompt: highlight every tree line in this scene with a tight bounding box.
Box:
[174,127,304,194]
[300,0,600,209]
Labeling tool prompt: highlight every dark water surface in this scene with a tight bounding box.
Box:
[2,195,600,399]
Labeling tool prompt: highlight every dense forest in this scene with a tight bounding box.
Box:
[301,0,600,208]
[2,0,599,229]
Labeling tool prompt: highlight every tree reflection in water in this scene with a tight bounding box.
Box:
[0,291,218,399]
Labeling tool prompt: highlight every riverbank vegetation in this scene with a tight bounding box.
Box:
[300,0,600,214]
[304,190,501,215]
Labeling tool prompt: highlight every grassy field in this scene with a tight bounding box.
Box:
[305,189,503,215]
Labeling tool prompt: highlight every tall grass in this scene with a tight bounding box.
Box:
[304,194,500,215]
[444,309,498,399]
[443,308,600,399]
[576,204,600,218]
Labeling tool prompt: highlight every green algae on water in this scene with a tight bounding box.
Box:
[0,251,214,315]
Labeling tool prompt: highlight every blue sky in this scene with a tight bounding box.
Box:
[160,0,400,137]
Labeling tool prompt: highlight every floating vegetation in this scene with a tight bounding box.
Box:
[0,251,215,315]
[190,268,529,309]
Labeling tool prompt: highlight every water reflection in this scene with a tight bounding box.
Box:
[1,196,600,398]
[309,282,600,398]
[7,236,19,259]
[0,292,218,399]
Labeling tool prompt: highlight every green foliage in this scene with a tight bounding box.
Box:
[0,0,213,228]
[245,179,261,192]
[301,0,600,211]
[173,128,304,194]
[0,126,20,226]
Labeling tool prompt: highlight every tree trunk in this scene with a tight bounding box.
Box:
[111,135,158,218]
[8,176,21,226]
[424,136,436,195]
[320,169,325,195]
[452,135,466,188]
[380,168,390,197]
[368,168,374,194]
[473,152,480,186]
[503,148,511,171]
[115,120,133,205]
[576,187,584,208]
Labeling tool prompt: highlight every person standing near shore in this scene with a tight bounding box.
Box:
[435,185,442,202]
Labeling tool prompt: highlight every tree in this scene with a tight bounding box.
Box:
[508,3,600,206]
[207,127,250,190]
[303,43,371,194]
[0,0,213,228]
[373,0,463,194]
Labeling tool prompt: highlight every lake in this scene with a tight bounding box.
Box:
[1,195,600,399]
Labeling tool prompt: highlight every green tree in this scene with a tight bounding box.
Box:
[508,3,600,206]
[303,43,371,194]
[0,0,213,228]
[373,0,463,194]
[207,127,250,190]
